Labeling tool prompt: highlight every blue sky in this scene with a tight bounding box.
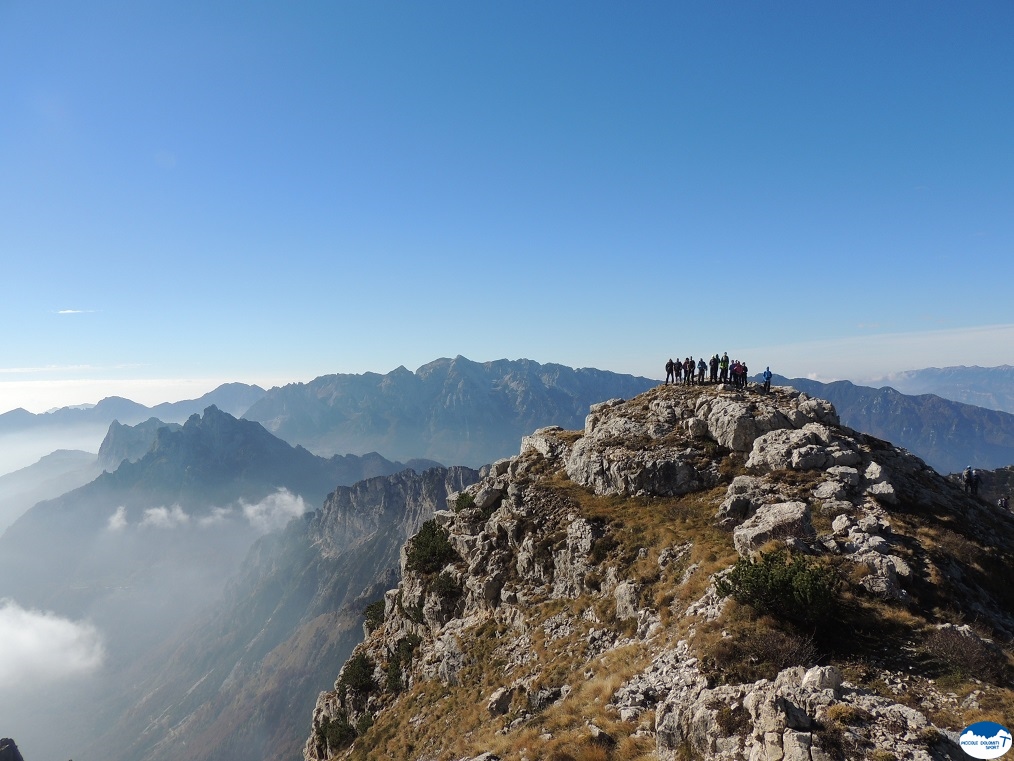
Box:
[1,1,1012,412]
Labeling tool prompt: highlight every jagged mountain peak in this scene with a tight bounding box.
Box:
[306,382,1014,760]
[98,417,182,470]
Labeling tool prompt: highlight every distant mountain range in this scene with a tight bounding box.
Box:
[6,359,1014,758]
[0,382,268,479]
[771,374,1014,474]
[0,449,102,533]
[243,356,657,466]
[869,365,1014,414]
[0,382,266,433]
[8,361,1014,486]
[0,407,437,658]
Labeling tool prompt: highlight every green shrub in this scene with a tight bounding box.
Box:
[356,712,374,735]
[316,713,357,752]
[406,519,460,574]
[339,651,376,694]
[716,550,839,626]
[429,571,462,600]
[385,658,403,693]
[397,633,422,662]
[454,492,476,511]
[363,599,385,633]
[386,634,422,693]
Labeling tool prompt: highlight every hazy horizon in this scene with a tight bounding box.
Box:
[1,331,1012,416]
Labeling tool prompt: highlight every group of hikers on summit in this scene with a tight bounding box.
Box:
[664,352,772,392]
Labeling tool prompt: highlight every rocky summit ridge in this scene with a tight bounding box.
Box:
[304,382,1014,761]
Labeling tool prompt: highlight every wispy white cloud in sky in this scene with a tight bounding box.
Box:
[55,309,97,315]
[0,599,105,685]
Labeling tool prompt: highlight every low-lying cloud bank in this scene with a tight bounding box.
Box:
[0,598,105,685]
[106,488,308,534]
[240,489,307,532]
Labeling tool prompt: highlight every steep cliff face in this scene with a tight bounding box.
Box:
[304,383,1014,760]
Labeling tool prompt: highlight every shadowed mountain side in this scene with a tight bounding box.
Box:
[0,449,102,533]
[0,406,438,643]
[3,406,438,542]
[243,356,656,467]
[948,464,1014,506]
[771,375,1014,474]
[87,466,480,761]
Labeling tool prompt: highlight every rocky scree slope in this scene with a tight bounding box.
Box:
[304,383,1014,761]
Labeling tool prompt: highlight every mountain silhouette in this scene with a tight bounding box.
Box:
[244,356,656,466]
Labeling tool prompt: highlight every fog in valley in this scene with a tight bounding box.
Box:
[0,453,312,759]
[0,426,108,492]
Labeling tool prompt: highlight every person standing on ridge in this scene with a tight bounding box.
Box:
[697,357,707,384]
[720,352,730,383]
[762,366,773,393]
[665,358,675,385]
[710,354,719,383]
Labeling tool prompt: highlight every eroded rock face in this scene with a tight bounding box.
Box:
[564,439,715,497]
[653,660,955,761]
[747,424,862,472]
[716,475,788,528]
[733,501,815,556]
